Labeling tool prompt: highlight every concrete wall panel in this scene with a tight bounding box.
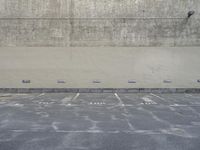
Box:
[0,47,200,88]
[71,19,200,46]
[73,0,199,18]
[0,20,70,46]
[0,0,199,46]
[0,0,69,18]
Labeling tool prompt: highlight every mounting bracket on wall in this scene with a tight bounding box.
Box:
[187,11,195,18]
[93,80,101,84]
[163,80,172,83]
[57,80,66,84]
[128,80,137,84]
[22,80,31,84]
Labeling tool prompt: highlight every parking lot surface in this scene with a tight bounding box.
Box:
[0,93,200,150]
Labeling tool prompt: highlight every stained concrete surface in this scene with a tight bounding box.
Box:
[0,0,200,46]
[0,93,200,150]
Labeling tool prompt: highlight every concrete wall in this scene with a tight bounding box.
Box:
[0,0,199,47]
[0,1,199,89]
[0,47,200,88]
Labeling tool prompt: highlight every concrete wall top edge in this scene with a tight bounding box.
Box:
[0,0,199,18]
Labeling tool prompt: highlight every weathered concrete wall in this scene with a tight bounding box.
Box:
[0,0,199,46]
[0,47,200,88]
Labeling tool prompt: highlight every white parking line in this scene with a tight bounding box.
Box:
[185,94,193,97]
[72,93,80,101]
[52,122,59,131]
[113,93,134,130]
[114,93,124,106]
[38,93,45,97]
[150,93,165,101]
[61,96,73,103]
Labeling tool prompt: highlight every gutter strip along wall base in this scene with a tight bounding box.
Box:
[1,88,200,93]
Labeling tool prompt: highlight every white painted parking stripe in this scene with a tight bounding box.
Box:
[71,93,80,101]
[150,93,165,101]
[114,93,124,106]
[38,93,45,97]
[185,94,193,96]
[61,95,73,103]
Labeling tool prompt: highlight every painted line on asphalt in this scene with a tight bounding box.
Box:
[141,96,157,105]
[114,93,124,106]
[113,93,135,131]
[9,129,196,137]
[150,93,165,101]
[170,104,200,107]
[61,95,73,103]
[71,93,80,101]
[38,93,45,97]
[52,122,59,131]
[185,94,193,97]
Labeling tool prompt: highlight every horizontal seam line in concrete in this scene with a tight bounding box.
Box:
[0,17,197,20]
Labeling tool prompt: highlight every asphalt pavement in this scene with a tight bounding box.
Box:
[0,93,200,150]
